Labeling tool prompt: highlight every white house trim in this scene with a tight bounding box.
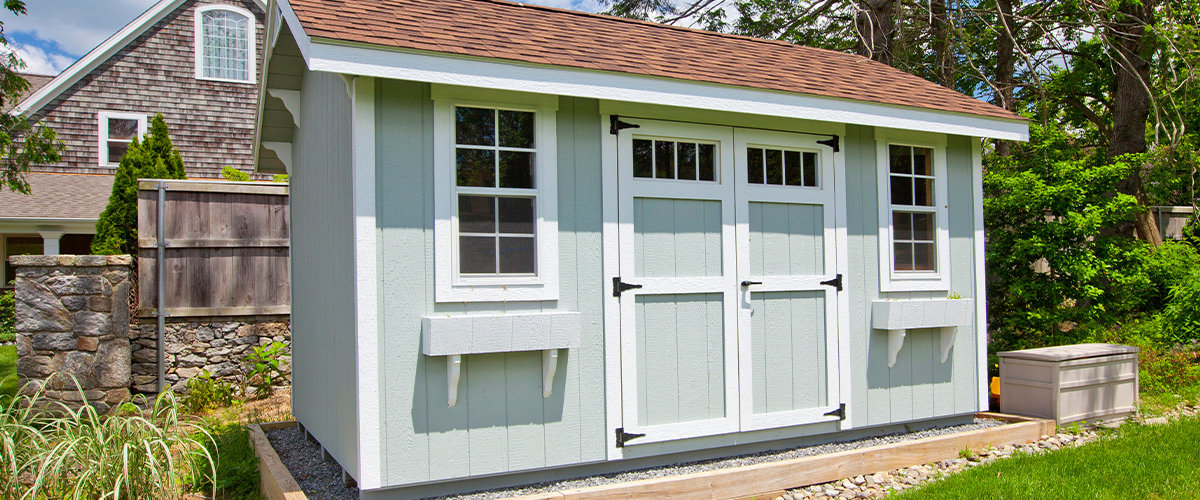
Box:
[96,111,148,167]
[350,76,381,489]
[600,116,624,461]
[14,0,266,116]
[874,128,952,292]
[194,4,257,84]
[971,139,989,411]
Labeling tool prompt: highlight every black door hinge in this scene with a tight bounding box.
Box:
[612,277,643,297]
[817,135,840,152]
[824,403,846,421]
[610,115,641,135]
[820,274,843,291]
[615,427,646,447]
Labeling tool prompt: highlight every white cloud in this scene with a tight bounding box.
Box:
[2,43,75,75]
[1,0,156,57]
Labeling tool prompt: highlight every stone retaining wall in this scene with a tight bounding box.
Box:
[12,255,132,413]
[130,319,290,393]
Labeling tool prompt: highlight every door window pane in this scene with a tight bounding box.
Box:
[633,139,653,178]
[802,152,818,187]
[655,140,675,179]
[747,148,764,184]
[765,149,783,185]
[678,142,697,180]
[698,144,716,181]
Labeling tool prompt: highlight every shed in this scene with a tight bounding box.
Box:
[254,0,1029,497]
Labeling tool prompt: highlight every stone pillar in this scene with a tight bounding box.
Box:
[11,255,132,413]
[39,231,63,256]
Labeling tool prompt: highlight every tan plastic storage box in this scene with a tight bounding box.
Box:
[998,343,1139,425]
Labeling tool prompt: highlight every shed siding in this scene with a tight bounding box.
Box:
[373,83,607,486]
[289,70,359,476]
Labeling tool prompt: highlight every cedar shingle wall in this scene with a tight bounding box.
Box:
[32,0,265,178]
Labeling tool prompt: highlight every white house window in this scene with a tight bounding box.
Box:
[433,87,559,302]
[96,111,147,167]
[876,131,950,291]
[195,5,254,83]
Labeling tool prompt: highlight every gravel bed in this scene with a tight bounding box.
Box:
[266,426,359,500]
[266,419,1003,500]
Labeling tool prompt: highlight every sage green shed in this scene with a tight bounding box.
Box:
[255,0,1028,497]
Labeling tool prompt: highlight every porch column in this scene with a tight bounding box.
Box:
[39,230,64,255]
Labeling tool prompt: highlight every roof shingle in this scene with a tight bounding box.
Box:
[0,173,113,220]
[286,0,1021,121]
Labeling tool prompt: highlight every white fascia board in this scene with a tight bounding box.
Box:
[302,40,1028,141]
[0,218,99,234]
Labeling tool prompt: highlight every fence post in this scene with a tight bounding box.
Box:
[156,181,167,393]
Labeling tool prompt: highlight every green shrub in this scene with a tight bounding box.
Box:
[271,174,289,183]
[92,113,187,255]
[189,423,261,500]
[0,286,13,343]
[221,165,251,181]
[183,370,239,412]
[245,341,289,398]
[1163,269,1200,344]
[1143,241,1200,310]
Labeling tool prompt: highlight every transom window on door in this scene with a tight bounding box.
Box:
[195,5,254,83]
[632,138,716,181]
[888,145,936,272]
[746,147,818,187]
[455,106,538,276]
[97,111,146,166]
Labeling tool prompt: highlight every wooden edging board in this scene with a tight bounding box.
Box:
[247,421,307,500]
[511,413,1056,500]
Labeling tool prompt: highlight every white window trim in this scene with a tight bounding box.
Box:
[194,4,256,84]
[432,85,559,302]
[96,111,147,167]
[876,129,951,292]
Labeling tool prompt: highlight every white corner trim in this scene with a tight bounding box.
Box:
[350,76,381,490]
[194,4,258,84]
[874,128,952,292]
[261,141,293,173]
[971,139,990,411]
[302,41,1028,141]
[96,111,148,167]
[267,88,302,126]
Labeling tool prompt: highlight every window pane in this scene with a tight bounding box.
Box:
[498,110,534,148]
[889,145,912,174]
[498,197,534,234]
[784,150,802,186]
[456,148,495,187]
[499,151,534,188]
[893,211,913,241]
[458,195,495,233]
[747,147,764,184]
[499,237,536,274]
[633,139,653,178]
[913,147,933,176]
[108,141,130,164]
[678,143,697,180]
[108,118,138,140]
[802,152,818,187]
[455,107,495,146]
[699,143,716,181]
[201,10,249,81]
[460,236,496,274]
[890,175,913,205]
[914,178,934,206]
[913,243,936,271]
[894,243,913,271]
[765,149,783,185]
[912,213,935,241]
[655,140,675,179]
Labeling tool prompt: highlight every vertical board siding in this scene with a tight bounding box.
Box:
[289,71,359,477]
[750,291,826,414]
[635,293,726,426]
[374,88,606,487]
[947,135,981,413]
[634,198,723,277]
[748,202,824,276]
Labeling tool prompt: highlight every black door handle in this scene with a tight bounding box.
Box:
[741,280,762,287]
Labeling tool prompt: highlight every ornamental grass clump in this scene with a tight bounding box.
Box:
[0,379,216,499]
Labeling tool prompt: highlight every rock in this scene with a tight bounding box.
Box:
[73,311,111,336]
[15,334,31,356]
[177,354,206,367]
[196,326,216,342]
[105,388,131,405]
[31,332,77,351]
[17,355,53,378]
[76,336,99,351]
[14,280,73,332]
[87,295,111,312]
[45,275,103,296]
[132,348,158,363]
[853,475,865,485]
[841,479,854,489]
[96,339,131,388]
[61,295,88,311]
[176,366,201,379]
[51,351,97,389]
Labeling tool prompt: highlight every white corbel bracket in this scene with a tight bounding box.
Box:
[883,327,957,368]
[447,355,462,407]
[542,349,559,398]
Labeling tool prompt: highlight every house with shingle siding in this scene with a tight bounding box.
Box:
[255,0,1029,497]
[2,0,265,283]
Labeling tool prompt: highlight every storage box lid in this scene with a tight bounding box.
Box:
[997,343,1139,362]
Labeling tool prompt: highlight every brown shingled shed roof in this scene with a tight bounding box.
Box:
[286,0,1021,121]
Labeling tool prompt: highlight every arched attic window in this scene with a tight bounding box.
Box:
[194,4,255,83]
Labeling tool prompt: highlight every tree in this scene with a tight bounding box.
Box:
[92,114,186,255]
[0,0,65,193]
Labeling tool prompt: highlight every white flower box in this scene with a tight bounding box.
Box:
[871,299,975,368]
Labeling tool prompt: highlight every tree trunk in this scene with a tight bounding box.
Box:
[1106,0,1162,246]
[855,0,896,64]
[931,0,955,88]
[993,0,1017,156]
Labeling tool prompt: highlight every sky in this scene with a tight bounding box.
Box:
[1,0,604,76]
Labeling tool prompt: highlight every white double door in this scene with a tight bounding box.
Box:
[616,118,842,445]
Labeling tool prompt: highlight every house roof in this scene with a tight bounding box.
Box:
[2,73,54,113]
[284,0,1020,122]
[0,173,113,220]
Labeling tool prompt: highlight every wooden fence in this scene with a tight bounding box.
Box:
[137,179,289,318]
[1149,206,1194,241]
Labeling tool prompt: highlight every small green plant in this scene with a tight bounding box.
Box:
[947,291,963,300]
[959,448,979,461]
[245,341,289,398]
[221,165,251,181]
[1062,421,1084,436]
[183,370,239,412]
[0,284,14,343]
[189,423,260,499]
[271,173,289,183]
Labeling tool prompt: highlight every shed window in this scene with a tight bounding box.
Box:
[888,145,936,272]
[876,131,951,292]
[97,111,146,167]
[195,5,254,83]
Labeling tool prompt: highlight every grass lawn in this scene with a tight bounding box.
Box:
[896,418,1200,499]
[0,345,16,400]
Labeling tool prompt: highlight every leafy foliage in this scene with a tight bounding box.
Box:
[183,370,240,413]
[0,0,65,194]
[189,423,261,500]
[245,341,289,397]
[222,165,251,181]
[92,113,187,255]
[0,286,13,343]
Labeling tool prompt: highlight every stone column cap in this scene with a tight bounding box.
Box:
[8,255,133,267]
